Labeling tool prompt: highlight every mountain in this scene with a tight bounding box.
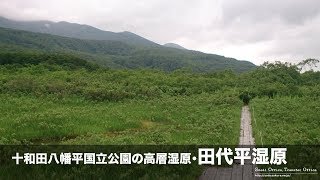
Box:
[164,43,186,50]
[0,16,158,47]
[0,26,256,73]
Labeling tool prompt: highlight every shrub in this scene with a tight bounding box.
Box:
[84,88,135,101]
[4,77,39,94]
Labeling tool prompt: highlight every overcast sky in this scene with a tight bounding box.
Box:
[1,0,320,65]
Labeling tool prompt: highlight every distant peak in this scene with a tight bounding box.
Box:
[163,43,186,50]
[44,23,51,28]
[57,21,69,24]
[121,31,132,34]
[119,31,138,36]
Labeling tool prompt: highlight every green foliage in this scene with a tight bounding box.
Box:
[239,91,254,104]
[0,54,319,146]
[251,97,320,145]
[0,57,319,101]
[84,88,135,101]
[0,27,256,73]
[0,93,241,145]
[238,61,319,98]
[0,51,99,71]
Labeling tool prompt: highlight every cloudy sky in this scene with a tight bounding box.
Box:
[1,0,320,65]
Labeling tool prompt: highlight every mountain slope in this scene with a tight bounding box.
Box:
[0,27,256,72]
[0,16,158,47]
[164,43,186,50]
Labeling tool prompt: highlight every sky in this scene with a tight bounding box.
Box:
[1,0,320,66]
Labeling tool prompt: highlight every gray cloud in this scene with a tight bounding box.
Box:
[0,0,319,65]
[222,0,320,25]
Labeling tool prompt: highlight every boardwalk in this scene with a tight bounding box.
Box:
[199,106,261,180]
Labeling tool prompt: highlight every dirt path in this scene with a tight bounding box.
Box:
[199,106,260,180]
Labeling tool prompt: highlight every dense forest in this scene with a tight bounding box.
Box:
[0,27,256,73]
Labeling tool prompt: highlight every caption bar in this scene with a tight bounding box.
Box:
[12,147,287,165]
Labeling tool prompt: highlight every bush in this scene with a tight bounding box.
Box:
[84,88,135,101]
[4,77,39,94]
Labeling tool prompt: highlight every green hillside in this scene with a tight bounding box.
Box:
[0,27,256,72]
[0,16,158,47]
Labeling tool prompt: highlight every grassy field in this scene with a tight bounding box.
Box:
[251,96,320,145]
[0,64,246,145]
[0,65,243,179]
[0,61,319,179]
[0,90,242,179]
[1,63,319,145]
[0,93,242,145]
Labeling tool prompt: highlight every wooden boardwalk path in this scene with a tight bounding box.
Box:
[199,106,261,180]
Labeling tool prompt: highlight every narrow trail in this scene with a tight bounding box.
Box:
[239,106,255,146]
[199,106,260,180]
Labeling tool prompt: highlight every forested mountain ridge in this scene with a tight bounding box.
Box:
[0,26,256,72]
[0,16,158,47]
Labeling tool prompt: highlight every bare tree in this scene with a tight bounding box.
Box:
[297,58,320,72]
